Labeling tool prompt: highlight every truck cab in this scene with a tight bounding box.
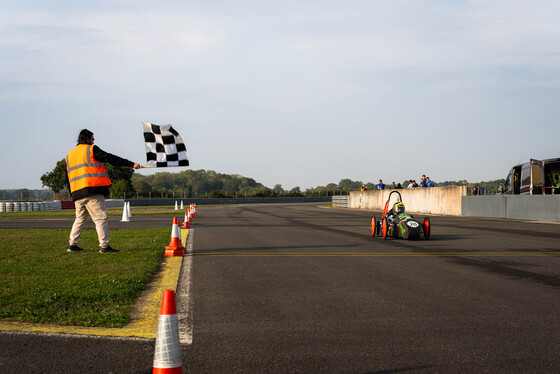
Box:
[504,158,560,194]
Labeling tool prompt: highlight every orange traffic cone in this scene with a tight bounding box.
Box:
[165,217,185,257]
[153,289,182,374]
[181,210,190,228]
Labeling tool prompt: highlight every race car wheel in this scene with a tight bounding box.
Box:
[423,216,431,240]
[401,223,409,240]
[382,218,388,239]
[370,216,377,237]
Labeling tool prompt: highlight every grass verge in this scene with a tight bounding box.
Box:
[0,227,169,328]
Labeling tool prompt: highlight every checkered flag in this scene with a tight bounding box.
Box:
[142,122,189,167]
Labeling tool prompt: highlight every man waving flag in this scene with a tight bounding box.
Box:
[142,122,189,167]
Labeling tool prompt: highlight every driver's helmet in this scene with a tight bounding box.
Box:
[393,202,405,214]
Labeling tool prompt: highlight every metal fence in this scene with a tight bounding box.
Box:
[0,197,334,212]
[126,196,331,207]
[332,195,349,208]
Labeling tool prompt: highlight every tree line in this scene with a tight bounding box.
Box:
[0,189,54,200]
[36,159,506,199]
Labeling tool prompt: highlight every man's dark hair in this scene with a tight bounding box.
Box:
[77,129,93,144]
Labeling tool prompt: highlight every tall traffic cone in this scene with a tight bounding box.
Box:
[180,200,184,210]
[126,201,132,218]
[165,217,185,257]
[153,289,182,374]
[181,210,190,228]
[192,204,197,218]
[174,201,178,210]
[121,202,130,222]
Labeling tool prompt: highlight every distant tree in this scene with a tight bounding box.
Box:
[208,190,227,198]
[338,179,362,191]
[131,177,152,197]
[16,189,30,200]
[288,186,303,197]
[252,188,265,197]
[106,164,135,198]
[40,159,68,193]
[222,179,239,194]
[439,180,469,186]
[153,172,175,192]
[109,179,130,198]
[106,164,134,183]
[338,179,353,190]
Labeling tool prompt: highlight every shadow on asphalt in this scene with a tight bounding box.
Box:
[364,365,434,374]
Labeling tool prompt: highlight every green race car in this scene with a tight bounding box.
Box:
[370,191,431,240]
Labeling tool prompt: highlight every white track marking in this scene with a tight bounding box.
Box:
[177,229,194,345]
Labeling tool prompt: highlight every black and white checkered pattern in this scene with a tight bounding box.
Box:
[142,122,189,167]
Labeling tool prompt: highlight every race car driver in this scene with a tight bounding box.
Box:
[387,202,406,223]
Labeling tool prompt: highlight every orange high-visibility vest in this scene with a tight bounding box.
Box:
[66,144,111,193]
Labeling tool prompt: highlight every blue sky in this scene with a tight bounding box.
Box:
[1,0,559,190]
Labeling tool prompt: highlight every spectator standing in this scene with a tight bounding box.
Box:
[361,184,367,191]
[426,177,434,187]
[391,182,396,189]
[412,180,419,188]
[65,129,142,253]
[420,175,427,188]
[407,180,414,189]
[377,180,385,190]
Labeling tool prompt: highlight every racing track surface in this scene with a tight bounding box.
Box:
[1,203,559,373]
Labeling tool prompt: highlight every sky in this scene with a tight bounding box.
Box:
[1,0,559,190]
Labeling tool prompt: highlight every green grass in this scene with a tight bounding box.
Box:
[0,227,169,327]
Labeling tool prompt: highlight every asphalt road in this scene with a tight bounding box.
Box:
[1,203,560,373]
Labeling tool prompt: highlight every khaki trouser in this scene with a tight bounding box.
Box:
[69,194,109,249]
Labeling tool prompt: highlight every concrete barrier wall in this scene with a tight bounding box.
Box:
[349,186,466,215]
[461,196,506,218]
[347,187,560,221]
[462,195,560,221]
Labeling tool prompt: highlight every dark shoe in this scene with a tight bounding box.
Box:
[67,245,85,253]
[99,245,119,253]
